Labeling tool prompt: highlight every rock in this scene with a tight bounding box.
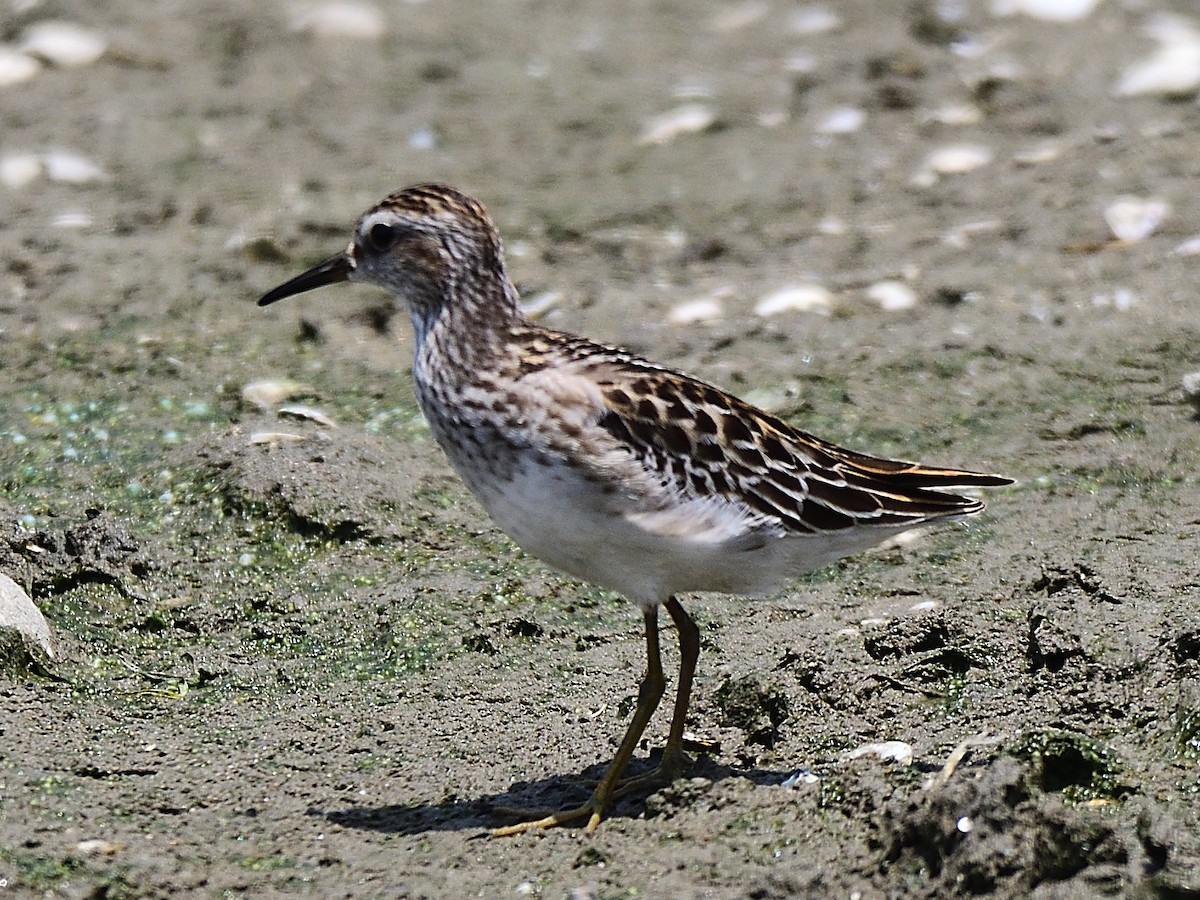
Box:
[0,572,54,672]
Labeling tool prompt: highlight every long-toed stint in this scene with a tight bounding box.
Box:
[258,183,1011,836]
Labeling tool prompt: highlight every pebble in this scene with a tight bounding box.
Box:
[242,378,311,411]
[277,404,338,428]
[638,103,716,146]
[0,572,54,661]
[710,1,769,32]
[1169,236,1200,257]
[992,0,1100,22]
[780,769,820,788]
[0,153,42,188]
[925,144,993,175]
[754,284,833,317]
[44,151,107,184]
[789,4,842,34]
[290,2,385,39]
[845,740,915,766]
[0,47,41,87]
[667,296,724,325]
[21,21,107,68]
[866,280,918,311]
[1114,15,1200,98]
[50,211,92,229]
[814,106,865,135]
[1181,372,1200,412]
[925,104,983,126]
[1104,196,1168,243]
[1013,142,1064,166]
[248,431,305,446]
[519,290,561,321]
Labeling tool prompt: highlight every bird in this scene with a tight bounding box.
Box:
[257,183,1011,836]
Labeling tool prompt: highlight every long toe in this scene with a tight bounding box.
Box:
[491,798,606,836]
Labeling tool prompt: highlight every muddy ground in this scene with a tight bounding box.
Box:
[2,0,1200,897]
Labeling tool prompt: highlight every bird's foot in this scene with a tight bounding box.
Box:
[611,746,693,801]
[490,795,608,836]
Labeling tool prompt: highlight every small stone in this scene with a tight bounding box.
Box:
[638,104,716,146]
[0,572,54,666]
[242,378,311,412]
[845,740,914,766]
[992,0,1101,22]
[667,297,723,325]
[754,284,833,316]
[277,404,338,428]
[814,106,865,135]
[1180,371,1200,411]
[867,280,919,311]
[0,47,41,87]
[1114,14,1200,98]
[21,22,107,68]
[789,4,842,34]
[248,431,305,446]
[44,151,107,184]
[291,2,385,39]
[1105,196,1169,243]
[925,144,992,175]
[0,154,43,188]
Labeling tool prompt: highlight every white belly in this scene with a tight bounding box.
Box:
[445,449,909,608]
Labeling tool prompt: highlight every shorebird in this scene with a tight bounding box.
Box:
[258,183,1010,835]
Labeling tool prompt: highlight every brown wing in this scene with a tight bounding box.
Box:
[584,357,1009,537]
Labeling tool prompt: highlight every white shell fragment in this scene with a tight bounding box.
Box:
[44,151,107,184]
[248,431,305,446]
[519,290,561,321]
[866,280,918,311]
[789,4,842,35]
[845,740,915,766]
[754,284,833,317]
[0,153,42,188]
[957,816,974,834]
[709,1,769,32]
[814,106,865,135]
[0,572,53,659]
[1181,372,1200,413]
[21,22,107,68]
[925,144,993,175]
[1114,15,1200,98]
[50,211,92,229]
[1169,236,1200,257]
[780,769,820,788]
[991,0,1100,23]
[290,2,385,39]
[277,404,338,428]
[1104,196,1168,243]
[1013,142,1064,166]
[638,103,716,146]
[242,378,311,411]
[0,47,41,87]
[667,296,724,325]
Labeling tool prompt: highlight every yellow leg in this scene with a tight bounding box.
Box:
[611,596,699,797]
[492,604,667,836]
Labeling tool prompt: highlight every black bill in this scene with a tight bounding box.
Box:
[257,251,353,306]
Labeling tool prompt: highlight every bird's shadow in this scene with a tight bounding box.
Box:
[312,754,793,837]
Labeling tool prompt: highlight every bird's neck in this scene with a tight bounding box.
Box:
[410,267,529,377]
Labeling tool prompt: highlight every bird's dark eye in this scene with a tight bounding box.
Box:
[366,222,398,253]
